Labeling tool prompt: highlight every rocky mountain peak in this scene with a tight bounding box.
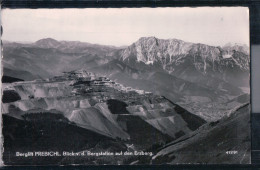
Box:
[122,37,192,65]
[35,38,61,48]
[138,36,158,41]
[223,42,249,55]
[120,36,249,77]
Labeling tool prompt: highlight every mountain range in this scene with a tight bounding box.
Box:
[2,37,250,121]
[2,37,250,164]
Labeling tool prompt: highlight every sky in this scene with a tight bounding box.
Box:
[1,7,249,47]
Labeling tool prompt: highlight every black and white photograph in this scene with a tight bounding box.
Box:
[1,7,250,165]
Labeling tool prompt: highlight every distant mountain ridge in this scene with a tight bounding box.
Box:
[2,38,120,80]
[120,36,249,71]
[3,36,249,91]
[3,37,249,87]
[35,38,61,48]
[3,37,250,119]
[118,37,249,87]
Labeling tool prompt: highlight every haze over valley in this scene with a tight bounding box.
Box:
[2,37,250,164]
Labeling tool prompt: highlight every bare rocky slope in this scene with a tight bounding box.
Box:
[2,37,250,164]
[3,71,208,165]
[151,103,250,164]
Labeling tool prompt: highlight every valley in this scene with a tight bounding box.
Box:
[2,37,250,164]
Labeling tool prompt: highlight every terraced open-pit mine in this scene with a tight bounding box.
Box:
[2,70,250,165]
